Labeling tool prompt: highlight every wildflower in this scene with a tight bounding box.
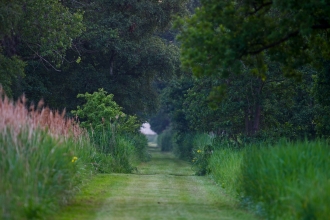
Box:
[197,149,201,153]
[71,156,78,163]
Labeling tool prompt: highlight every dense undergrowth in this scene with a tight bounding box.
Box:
[164,131,330,219]
[0,90,149,219]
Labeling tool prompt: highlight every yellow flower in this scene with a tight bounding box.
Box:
[71,156,78,163]
[197,149,201,153]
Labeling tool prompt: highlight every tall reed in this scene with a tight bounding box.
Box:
[90,124,149,173]
[240,140,330,219]
[208,148,243,197]
[0,92,95,219]
[208,138,330,219]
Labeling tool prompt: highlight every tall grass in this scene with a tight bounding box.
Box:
[208,148,243,197]
[90,124,149,173]
[0,93,95,219]
[207,138,330,219]
[240,140,330,219]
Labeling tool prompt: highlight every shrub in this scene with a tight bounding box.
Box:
[172,132,195,159]
[130,133,151,162]
[72,88,139,133]
[72,88,148,173]
[157,128,174,151]
[191,133,215,175]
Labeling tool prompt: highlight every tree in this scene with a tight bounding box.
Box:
[313,62,330,137]
[14,0,188,119]
[0,0,84,95]
[177,0,330,81]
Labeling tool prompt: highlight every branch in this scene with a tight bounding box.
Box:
[25,43,61,72]
[37,54,61,72]
[248,30,299,55]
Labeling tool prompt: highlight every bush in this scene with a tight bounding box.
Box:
[130,133,151,162]
[157,128,174,151]
[72,88,149,173]
[172,132,195,159]
[72,88,139,133]
[191,133,214,175]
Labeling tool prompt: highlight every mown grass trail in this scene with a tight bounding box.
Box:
[55,146,257,220]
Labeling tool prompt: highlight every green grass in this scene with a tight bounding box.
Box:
[0,94,97,219]
[0,92,149,219]
[55,146,257,220]
[208,139,330,219]
[91,126,150,173]
[208,148,243,197]
[0,127,95,220]
[241,139,330,219]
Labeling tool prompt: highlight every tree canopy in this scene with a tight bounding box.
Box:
[0,0,84,95]
[0,0,191,122]
[177,0,330,80]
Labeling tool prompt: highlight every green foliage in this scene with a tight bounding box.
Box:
[0,128,95,220]
[240,140,330,219]
[313,62,330,137]
[0,0,84,95]
[71,89,149,172]
[172,132,195,160]
[130,133,151,162]
[157,128,174,152]
[149,109,170,134]
[91,125,150,173]
[157,66,317,161]
[208,139,330,219]
[24,0,188,118]
[145,134,158,144]
[0,54,25,96]
[191,133,214,175]
[208,148,243,197]
[176,0,330,80]
[72,88,140,133]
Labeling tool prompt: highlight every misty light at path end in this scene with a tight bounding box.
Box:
[140,123,157,135]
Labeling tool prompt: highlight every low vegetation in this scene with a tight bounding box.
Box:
[0,88,149,219]
[0,93,95,219]
[176,133,330,219]
[157,128,174,152]
[72,89,150,173]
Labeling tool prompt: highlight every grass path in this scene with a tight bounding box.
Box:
[55,147,257,220]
